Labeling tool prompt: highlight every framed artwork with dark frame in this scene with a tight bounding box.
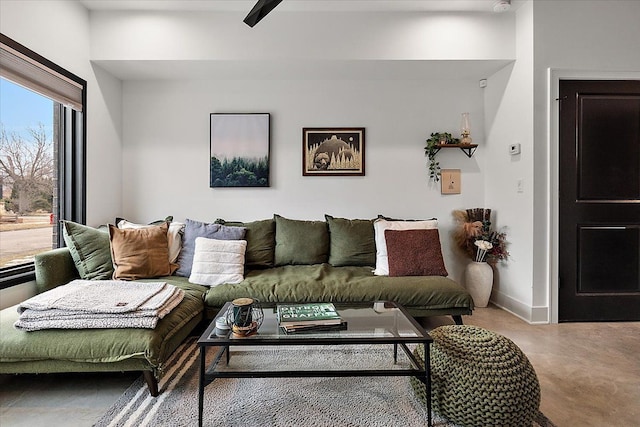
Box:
[210,113,270,187]
[302,127,365,176]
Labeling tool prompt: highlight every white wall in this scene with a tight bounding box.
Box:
[94,9,515,285]
[0,1,88,73]
[531,0,640,322]
[87,64,123,226]
[90,11,514,61]
[0,0,124,227]
[122,77,485,283]
[0,0,123,308]
[483,1,536,320]
[482,0,640,323]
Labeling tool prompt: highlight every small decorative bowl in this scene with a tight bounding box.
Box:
[215,316,229,330]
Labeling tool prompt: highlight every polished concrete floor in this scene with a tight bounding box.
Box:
[1,306,638,427]
[433,306,640,427]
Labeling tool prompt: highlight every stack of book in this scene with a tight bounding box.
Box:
[277,303,346,333]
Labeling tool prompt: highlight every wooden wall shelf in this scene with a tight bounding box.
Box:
[434,143,478,158]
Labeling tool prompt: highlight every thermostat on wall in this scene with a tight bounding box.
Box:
[509,143,521,155]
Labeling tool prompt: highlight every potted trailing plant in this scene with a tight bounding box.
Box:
[425,132,459,182]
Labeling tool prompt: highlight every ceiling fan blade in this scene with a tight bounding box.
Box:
[244,0,283,27]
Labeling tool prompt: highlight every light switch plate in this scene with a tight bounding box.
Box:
[441,169,461,194]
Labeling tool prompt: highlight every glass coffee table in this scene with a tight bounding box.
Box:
[197,301,432,427]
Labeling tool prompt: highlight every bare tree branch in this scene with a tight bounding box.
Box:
[0,122,54,213]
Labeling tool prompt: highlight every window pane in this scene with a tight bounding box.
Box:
[0,78,56,268]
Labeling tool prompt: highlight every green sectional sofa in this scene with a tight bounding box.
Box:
[0,214,473,396]
[0,249,205,397]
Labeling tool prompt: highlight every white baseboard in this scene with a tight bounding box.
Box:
[491,291,550,324]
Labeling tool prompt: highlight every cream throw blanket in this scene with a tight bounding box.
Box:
[14,279,184,331]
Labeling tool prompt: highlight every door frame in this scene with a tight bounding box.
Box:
[548,69,640,323]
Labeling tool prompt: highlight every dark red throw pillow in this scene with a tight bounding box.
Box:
[384,229,448,277]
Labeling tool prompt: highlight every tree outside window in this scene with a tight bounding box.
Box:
[0,79,55,268]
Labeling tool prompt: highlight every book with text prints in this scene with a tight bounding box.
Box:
[277,303,342,327]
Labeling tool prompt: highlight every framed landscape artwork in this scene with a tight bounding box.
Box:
[302,127,365,176]
[210,113,270,187]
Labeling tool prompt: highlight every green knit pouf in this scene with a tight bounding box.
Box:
[410,325,541,427]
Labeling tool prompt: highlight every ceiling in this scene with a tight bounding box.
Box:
[79,0,513,13]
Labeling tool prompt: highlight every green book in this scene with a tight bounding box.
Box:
[277,303,341,327]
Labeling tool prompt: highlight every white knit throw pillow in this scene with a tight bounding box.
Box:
[188,237,247,287]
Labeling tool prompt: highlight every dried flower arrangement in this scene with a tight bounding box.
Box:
[453,208,510,264]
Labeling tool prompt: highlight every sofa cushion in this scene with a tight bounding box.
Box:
[385,229,448,277]
[373,218,438,276]
[62,221,113,280]
[215,218,275,268]
[117,219,184,264]
[0,291,203,367]
[203,264,472,313]
[325,215,376,267]
[109,223,177,280]
[189,237,247,287]
[175,219,246,277]
[274,215,329,266]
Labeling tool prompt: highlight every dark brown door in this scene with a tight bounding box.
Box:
[559,80,640,322]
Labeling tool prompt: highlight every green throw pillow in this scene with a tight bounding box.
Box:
[325,215,376,267]
[62,221,114,280]
[215,218,276,268]
[274,215,329,266]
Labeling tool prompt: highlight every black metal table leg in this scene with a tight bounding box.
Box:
[425,340,432,427]
[198,345,205,427]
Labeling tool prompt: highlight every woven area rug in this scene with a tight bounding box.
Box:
[95,338,555,427]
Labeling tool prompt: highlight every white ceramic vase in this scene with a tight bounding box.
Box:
[464,261,493,308]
